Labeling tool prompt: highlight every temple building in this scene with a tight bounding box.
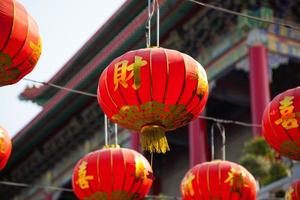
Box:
[1,0,300,199]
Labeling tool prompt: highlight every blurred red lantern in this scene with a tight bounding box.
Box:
[72,147,153,200]
[181,160,257,200]
[0,0,41,86]
[285,179,300,200]
[97,47,208,153]
[0,127,12,170]
[262,87,300,160]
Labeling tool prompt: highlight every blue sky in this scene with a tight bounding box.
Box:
[0,0,125,137]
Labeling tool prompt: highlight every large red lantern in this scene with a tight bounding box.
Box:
[181,160,257,200]
[0,0,41,86]
[97,47,208,153]
[262,87,300,160]
[285,179,300,200]
[72,147,153,200]
[0,127,12,170]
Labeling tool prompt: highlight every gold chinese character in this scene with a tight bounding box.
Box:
[0,129,5,154]
[29,38,42,65]
[225,168,248,195]
[279,96,294,109]
[285,187,294,200]
[135,156,147,180]
[182,172,195,196]
[196,63,208,98]
[275,96,299,130]
[113,56,147,91]
[76,161,94,189]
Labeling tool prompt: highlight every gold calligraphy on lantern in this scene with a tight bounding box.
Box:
[225,168,248,195]
[275,96,299,130]
[182,172,195,196]
[29,38,42,66]
[285,187,294,200]
[0,129,5,153]
[196,63,208,99]
[76,161,94,189]
[113,56,147,91]
[135,156,147,180]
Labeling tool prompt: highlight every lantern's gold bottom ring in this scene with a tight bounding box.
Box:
[140,125,170,154]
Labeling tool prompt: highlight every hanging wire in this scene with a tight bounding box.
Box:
[199,115,262,128]
[22,78,263,128]
[0,181,182,199]
[0,181,73,192]
[185,0,300,30]
[211,123,226,160]
[23,78,97,98]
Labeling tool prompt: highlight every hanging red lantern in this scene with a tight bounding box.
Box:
[262,87,300,161]
[97,47,209,153]
[0,127,12,170]
[181,160,257,200]
[285,179,300,200]
[72,147,153,200]
[0,0,41,86]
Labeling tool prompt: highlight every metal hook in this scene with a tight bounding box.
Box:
[210,122,226,160]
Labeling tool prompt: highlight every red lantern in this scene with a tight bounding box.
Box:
[262,87,300,160]
[181,160,257,200]
[285,179,300,200]
[97,47,208,153]
[0,0,41,86]
[72,147,153,200]
[0,127,12,170]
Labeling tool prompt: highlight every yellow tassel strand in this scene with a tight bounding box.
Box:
[140,125,170,153]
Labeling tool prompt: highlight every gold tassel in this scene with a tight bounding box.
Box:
[140,125,170,153]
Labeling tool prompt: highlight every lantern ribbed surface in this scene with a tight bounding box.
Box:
[181,160,257,200]
[72,147,153,200]
[97,47,208,153]
[262,87,300,161]
[0,0,41,86]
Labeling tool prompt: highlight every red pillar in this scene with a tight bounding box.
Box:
[188,117,209,167]
[131,132,140,152]
[249,43,270,136]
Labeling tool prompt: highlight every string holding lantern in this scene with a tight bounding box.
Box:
[0,0,42,87]
[180,160,257,200]
[72,147,153,200]
[97,47,209,153]
[262,87,300,161]
[0,127,12,170]
[285,179,300,200]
